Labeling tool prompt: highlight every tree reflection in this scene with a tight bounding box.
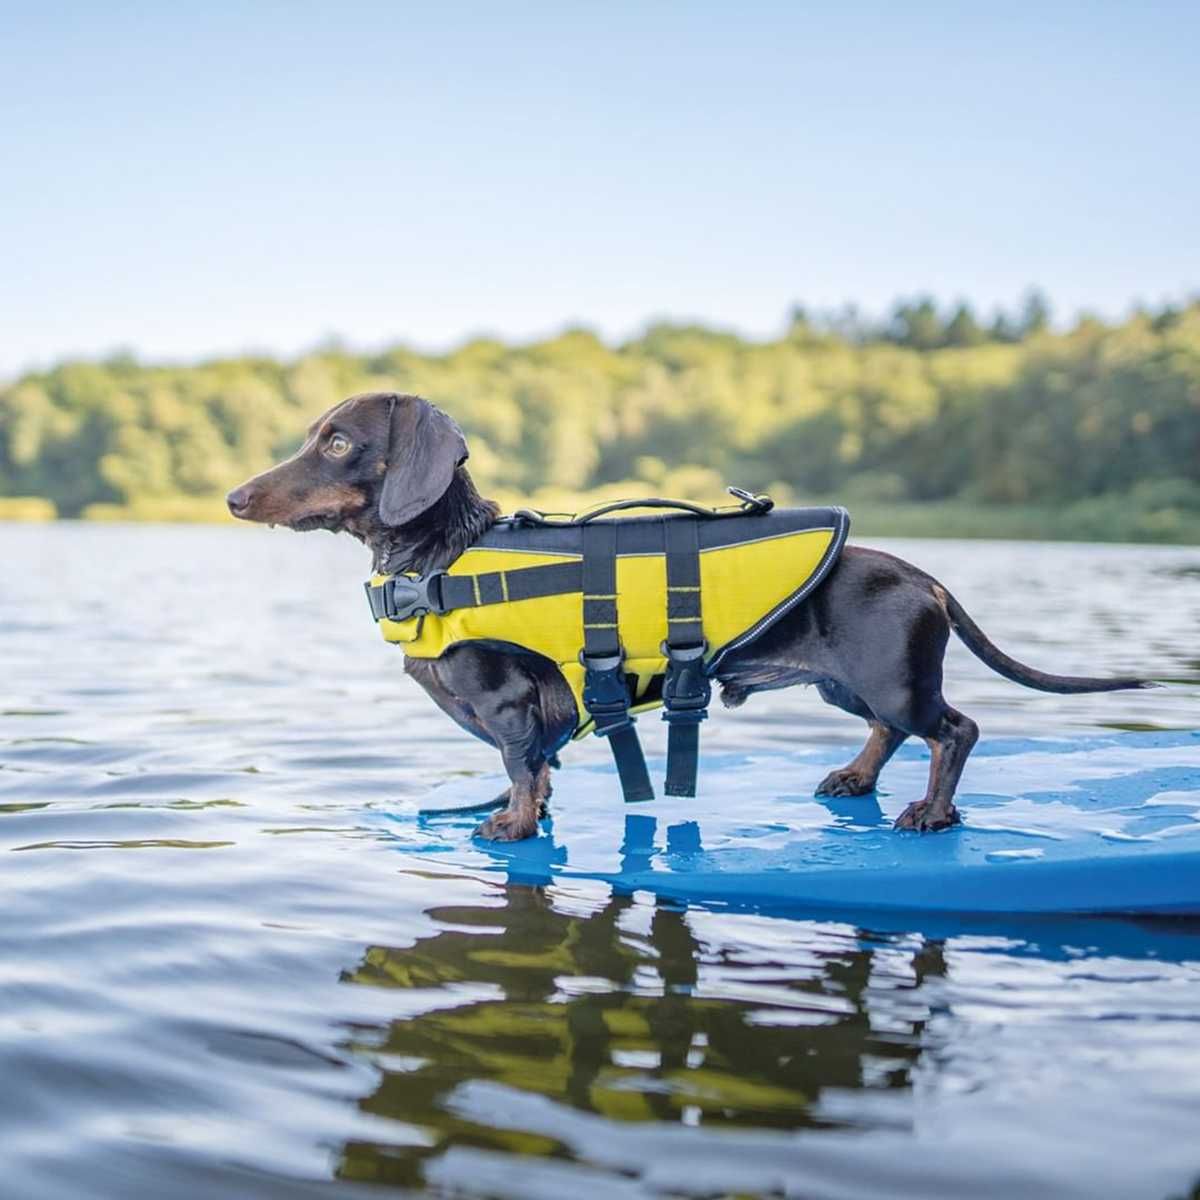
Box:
[334,884,947,1188]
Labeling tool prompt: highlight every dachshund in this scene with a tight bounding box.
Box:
[227,392,1151,841]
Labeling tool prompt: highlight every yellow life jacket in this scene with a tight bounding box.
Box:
[365,494,849,799]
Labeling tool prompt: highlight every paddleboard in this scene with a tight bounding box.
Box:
[381,730,1200,916]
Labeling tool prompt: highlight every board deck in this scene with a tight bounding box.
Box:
[382,731,1200,916]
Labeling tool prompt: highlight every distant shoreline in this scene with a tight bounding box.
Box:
[3,496,1198,546]
[6,306,1198,548]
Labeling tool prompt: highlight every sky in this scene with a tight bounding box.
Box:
[1,1,1197,376]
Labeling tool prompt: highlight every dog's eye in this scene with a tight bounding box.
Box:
[326,434,351,457]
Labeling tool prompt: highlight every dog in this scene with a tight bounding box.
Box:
[227,391,1150,841]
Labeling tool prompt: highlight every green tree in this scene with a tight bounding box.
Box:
[2,295,1197,541]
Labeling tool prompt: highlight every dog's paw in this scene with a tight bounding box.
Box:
[893,800,961,833]
[474,808,540,842]
[815,768,876,798]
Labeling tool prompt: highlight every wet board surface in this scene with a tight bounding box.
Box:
[381,731,1200,916]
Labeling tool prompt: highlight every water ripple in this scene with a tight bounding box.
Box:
[1,524,1198,1199]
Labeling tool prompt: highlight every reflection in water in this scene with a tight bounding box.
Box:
[329,883,1200,1197]
[334,884,944,1189]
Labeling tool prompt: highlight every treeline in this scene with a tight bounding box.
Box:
[790,289,1055,348]
[2,296,1199,541]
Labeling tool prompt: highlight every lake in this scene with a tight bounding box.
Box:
[1,523,1198,1199]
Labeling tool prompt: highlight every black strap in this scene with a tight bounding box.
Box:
[605,726,655,804]
[365,561,582,623]
[665,721,701,797]
[662,516,711,797]
[441,561,581,611]
[664,515,704,647]
[580,522,653,803]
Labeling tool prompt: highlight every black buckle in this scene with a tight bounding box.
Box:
[383,571,447,621]
[580,649,634,737]
[662,640,711,723]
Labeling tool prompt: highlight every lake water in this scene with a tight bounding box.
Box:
[1,523,1198,1199]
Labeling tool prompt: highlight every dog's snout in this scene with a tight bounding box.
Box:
[226,484,255,517]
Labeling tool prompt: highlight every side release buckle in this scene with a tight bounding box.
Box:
[580,649,634,737]
[378,571,448,622]
[661,641,711,724]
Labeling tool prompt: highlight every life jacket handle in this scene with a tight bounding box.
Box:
[511,487,773,528]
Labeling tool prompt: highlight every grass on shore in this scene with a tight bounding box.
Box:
[0,497,57,521]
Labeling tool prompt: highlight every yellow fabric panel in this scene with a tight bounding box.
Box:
[612,553,669,653]
[374,522,836,734]
[445,547,580,574]
[375,598,425,645]
[699,528,834,653]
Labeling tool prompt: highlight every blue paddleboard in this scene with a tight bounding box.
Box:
[383,731,1200,916]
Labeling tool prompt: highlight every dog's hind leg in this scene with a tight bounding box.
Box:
[830,588,977,830]
[892,705,979,832]
[816,722,909,797]
[813,680,909,797]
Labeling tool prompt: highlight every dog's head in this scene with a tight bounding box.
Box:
[226,392,468,532]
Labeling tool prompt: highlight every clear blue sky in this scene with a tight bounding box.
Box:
[1,1,1196,375]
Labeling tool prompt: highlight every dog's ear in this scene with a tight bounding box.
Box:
[379,395,469,526]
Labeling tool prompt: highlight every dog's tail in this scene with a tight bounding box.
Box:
[941,587,1155,694]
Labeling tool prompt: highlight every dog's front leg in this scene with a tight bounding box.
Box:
[476,758,551,841]
[474,713,551,841]
[468,669,551,840]
[407,647,552,842]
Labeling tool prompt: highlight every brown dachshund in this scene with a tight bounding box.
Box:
[227,392,1150,841]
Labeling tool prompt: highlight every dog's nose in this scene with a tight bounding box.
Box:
[226,485,255,517]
